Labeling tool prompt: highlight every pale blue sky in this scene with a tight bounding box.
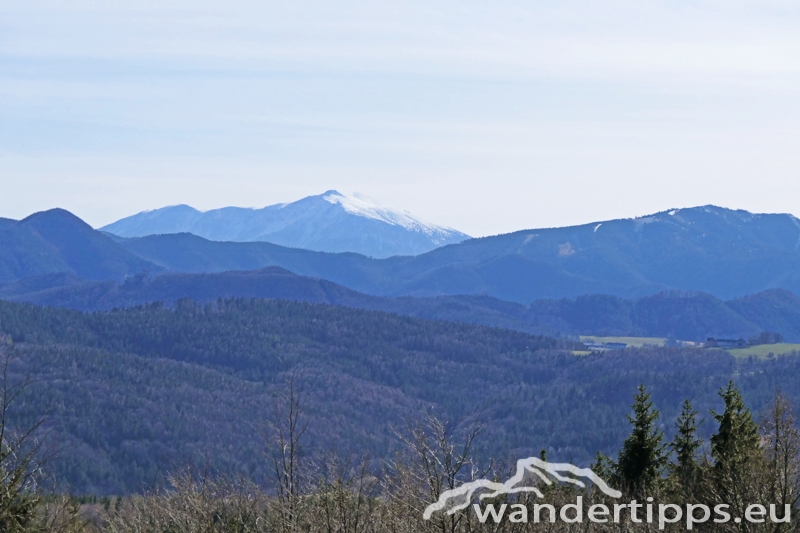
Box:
[2,0,799,236]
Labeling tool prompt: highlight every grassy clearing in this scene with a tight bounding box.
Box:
[727,343,800,359]
[579,336,667,347]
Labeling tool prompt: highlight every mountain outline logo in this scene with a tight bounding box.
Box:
[423,457,622,520]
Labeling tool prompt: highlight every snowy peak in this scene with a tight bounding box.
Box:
[321,191,461,242]
[323,191,398,224]
[100,191,470,258]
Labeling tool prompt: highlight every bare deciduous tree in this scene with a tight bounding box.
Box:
[760,392,800,533]
[263,378,310,533]
[385,413,483,533]
[106,469,269,533]
[311,453,382,533]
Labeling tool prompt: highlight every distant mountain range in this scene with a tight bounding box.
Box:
[5,267,800,342]
[5,205,800,305]
[100,191,470,258]
[115,205,800,302]
[6,203,800,495]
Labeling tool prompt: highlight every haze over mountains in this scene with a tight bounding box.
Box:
[101,190,470,258]
[6,204,800,304]
[6,201,800,494]
[116,205,800,302]
[5,203,800,343]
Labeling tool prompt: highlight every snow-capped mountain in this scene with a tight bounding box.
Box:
[100,191,470,258]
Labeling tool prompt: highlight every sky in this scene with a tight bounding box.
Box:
[1,0,799,237]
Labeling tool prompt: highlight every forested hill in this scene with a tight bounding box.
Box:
[3,298,800,495]
[6,268,800,341]
[528,289,800,341]
[0,268,551,336]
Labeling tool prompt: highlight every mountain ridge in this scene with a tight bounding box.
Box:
[5,267,800,342]
[100,191,471,258]
[7,204,800,304]
[116,204,800,302]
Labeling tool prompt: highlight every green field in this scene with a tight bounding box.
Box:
[579,336,667,347]
[726,343,800,359]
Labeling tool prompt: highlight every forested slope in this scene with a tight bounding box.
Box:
[6,269,800,341]
[2,299,800,494]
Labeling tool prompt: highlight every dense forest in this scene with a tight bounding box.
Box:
[1,298,800,499]
[527,289,800,341]
[6,268,800,342]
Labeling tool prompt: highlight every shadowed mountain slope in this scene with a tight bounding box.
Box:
[727,289,800,341]
[0,209,164,283]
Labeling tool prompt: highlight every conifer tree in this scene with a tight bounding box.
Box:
[710,381,760,474]
[670,399,702,487]
[614,384,668,493]
[590,451,614,483]
[708,381,762,515]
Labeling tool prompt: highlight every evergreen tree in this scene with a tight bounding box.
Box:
[706,381,763,518]
[614,384,668,493]
[590,451,614,483]
[670,399,702,486]
[710,381,760,474]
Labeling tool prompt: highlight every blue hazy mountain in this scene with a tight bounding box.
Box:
[100,190,471,258]
[117,205,800,302]
[8,205,800,304]
[0,209,164,283]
